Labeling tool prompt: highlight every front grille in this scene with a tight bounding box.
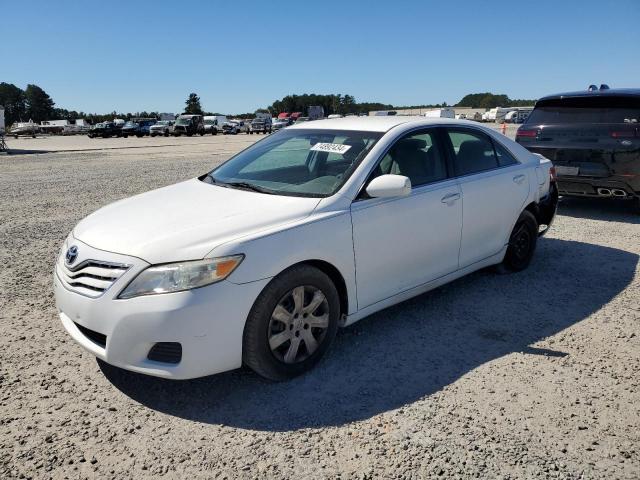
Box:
[74,322,107,348]
[147,342,182,364]
[57,259,130,298]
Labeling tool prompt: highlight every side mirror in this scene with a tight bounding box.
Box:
[365,174,412,198]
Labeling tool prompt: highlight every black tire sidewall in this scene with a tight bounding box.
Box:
[243,265,340,381]
[503,210,538,271]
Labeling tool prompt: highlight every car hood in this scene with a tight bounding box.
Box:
[73,179,321,264]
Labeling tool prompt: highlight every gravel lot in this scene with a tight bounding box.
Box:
[1,134,639,479]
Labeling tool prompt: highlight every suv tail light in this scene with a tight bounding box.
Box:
[610,130,637,138]
[549,166,557,182]
[516,128,538,138]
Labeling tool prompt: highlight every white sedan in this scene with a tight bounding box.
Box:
[54,117,558,381]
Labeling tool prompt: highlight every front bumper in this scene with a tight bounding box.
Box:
[54,239,270,379]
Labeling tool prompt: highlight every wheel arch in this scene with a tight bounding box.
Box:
[277,259,349,319]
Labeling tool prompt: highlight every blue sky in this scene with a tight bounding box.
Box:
[2,0,639,114]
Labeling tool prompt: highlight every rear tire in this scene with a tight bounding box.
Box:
[243,265,340,381]
[500,210,538,272]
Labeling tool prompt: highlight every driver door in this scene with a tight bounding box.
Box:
[350,129,462,309]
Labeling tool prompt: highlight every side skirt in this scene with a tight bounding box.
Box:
[342,247,507,327]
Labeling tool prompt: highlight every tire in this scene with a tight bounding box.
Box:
[501,210,538,272]
[243,265,340,381]
[123,135,128,138]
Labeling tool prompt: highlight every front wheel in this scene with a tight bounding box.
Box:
[501,210,538,272]
[243,265,340,381]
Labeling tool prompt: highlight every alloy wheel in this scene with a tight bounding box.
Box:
[268,285,330,364]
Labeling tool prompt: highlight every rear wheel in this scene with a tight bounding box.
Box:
[243,265,340,381]
[501,210,538,272]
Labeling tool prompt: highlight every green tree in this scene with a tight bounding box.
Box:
[0,82,27,126]
[24,84,55,122]
[184,93,203,115]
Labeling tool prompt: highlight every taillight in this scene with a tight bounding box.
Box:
[516,128,538,138]
[549,166,557,182]
[610,130,637,138]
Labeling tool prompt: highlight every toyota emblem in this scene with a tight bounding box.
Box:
[65,245,79,265]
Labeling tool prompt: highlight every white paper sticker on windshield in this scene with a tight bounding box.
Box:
[310,142,352,155]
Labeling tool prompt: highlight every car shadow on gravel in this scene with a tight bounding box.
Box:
[558,196,640,224]
[100,237,638,431]
[2,148,53,155]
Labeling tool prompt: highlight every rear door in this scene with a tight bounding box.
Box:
[443,128,530,268]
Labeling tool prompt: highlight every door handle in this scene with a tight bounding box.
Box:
[441,192,461,204]
[513,174,526,184]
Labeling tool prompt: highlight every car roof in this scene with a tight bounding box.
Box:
[538,88,640,102]
[287,115,474,133]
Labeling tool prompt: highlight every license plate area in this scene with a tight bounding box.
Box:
[555,166,579,176]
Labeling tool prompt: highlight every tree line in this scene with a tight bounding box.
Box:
[456,92,536,108]
[0,83,538,128]
[267,94,393,116]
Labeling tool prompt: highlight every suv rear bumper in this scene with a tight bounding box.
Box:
[556,175,639,199]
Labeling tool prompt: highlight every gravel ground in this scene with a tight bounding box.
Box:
[1,136,639,479]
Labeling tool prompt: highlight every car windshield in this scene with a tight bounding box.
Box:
[124,122,137,127]
[176,118,192,125]
[206,129,382,197]
[156,121,170,126]
[527,96,640,124]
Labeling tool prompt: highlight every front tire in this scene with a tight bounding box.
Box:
[501,210,538,272]
[243,265,340,381]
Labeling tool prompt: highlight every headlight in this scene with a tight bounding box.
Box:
[118,255,244,299]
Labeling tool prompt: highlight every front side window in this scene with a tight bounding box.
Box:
[208,129,382,197]
[446,130,499,176]
[375,130,448,187]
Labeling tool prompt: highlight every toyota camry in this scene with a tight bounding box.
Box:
[54,116,558,381]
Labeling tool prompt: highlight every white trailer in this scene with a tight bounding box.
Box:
[423,108,455,119]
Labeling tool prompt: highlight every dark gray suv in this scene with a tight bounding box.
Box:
[516,85,640,211]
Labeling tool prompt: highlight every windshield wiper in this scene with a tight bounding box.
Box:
[222,181,275,194]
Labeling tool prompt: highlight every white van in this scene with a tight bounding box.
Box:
[204,115,227,135]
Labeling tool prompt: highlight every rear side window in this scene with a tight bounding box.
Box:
[527,96,640,124]
[446,130,498,176]
[494,142,519,167]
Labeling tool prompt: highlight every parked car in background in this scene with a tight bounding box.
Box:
[516,85,640,210]
[121,121,141,138]
[173,114,205,136]
[222,120,250,135]
[149,120,174,137]
[138,119,157,136]
[272,118,289,131]
[88,122,122,138]
[9,121,38,138]
[295,117,309,124]
[250,113,272,134]
[55,116,557,381]
[204,115,226,135]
